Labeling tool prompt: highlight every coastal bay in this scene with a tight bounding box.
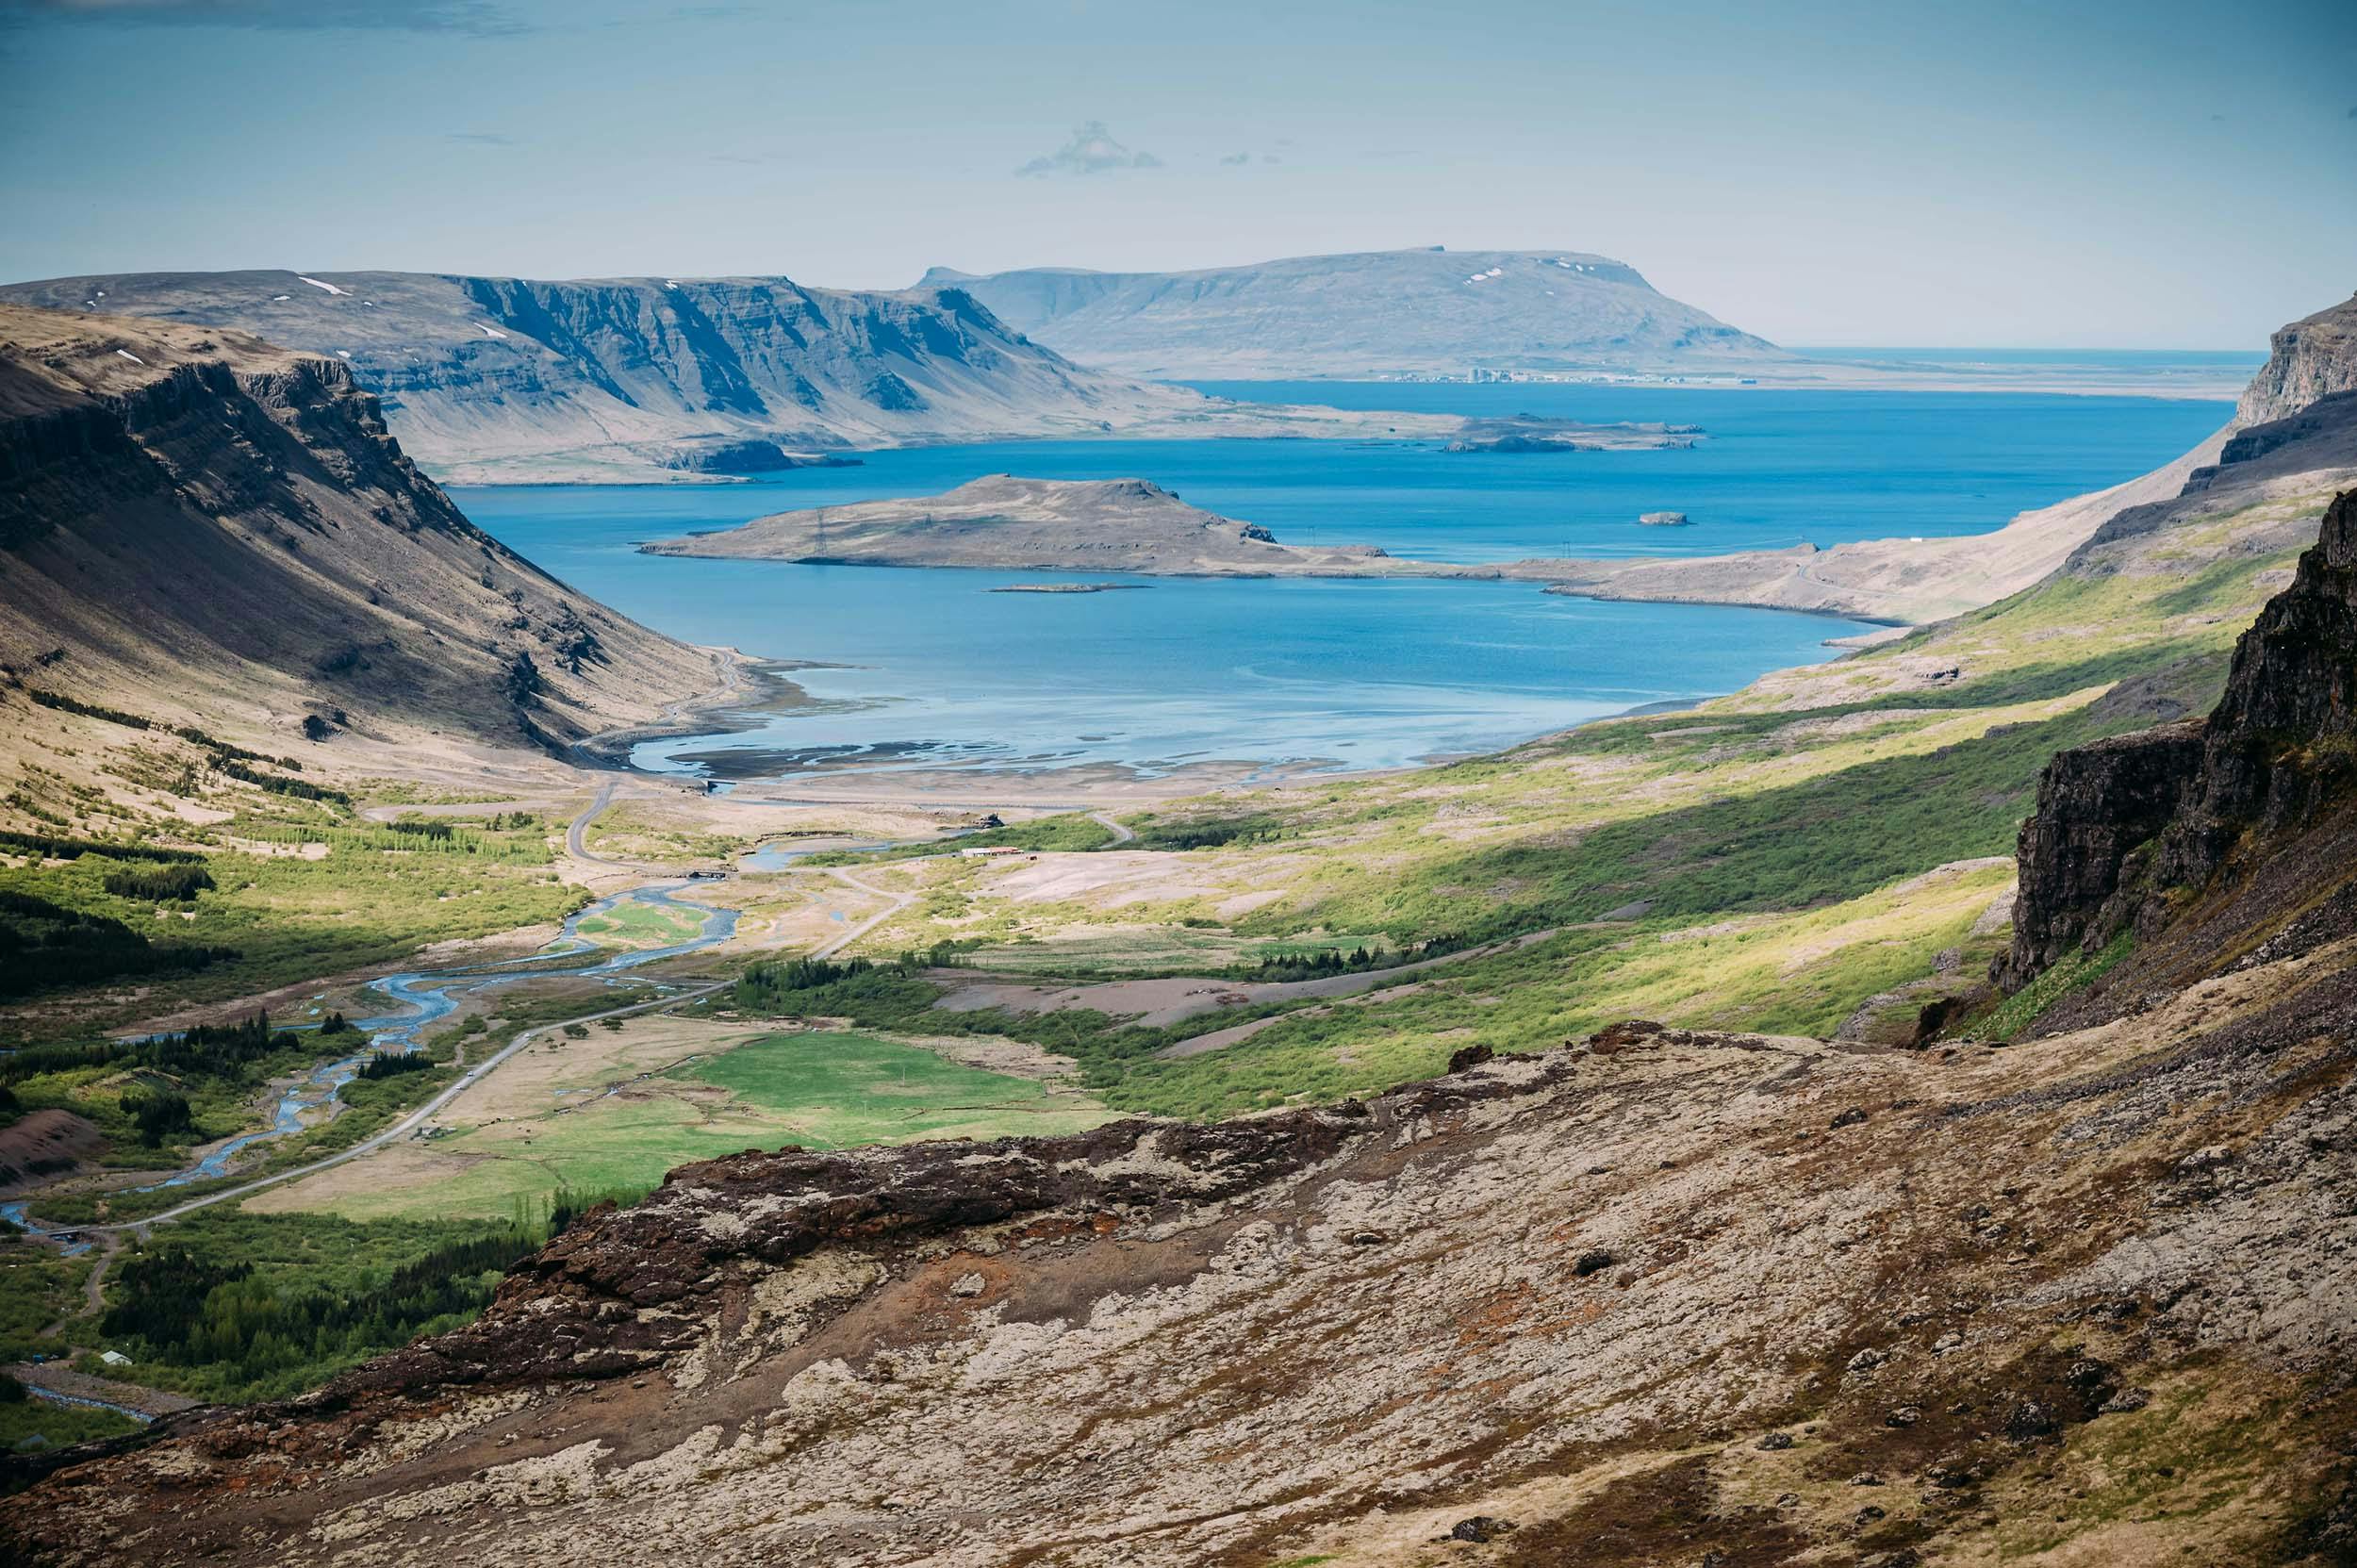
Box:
[453,381,2225,785]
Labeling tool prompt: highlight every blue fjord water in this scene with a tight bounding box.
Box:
[451,383,2230,783]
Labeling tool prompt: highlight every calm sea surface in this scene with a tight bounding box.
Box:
[450,381,2230,783]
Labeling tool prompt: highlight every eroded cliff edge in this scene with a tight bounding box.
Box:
[1999,487,2357,1005]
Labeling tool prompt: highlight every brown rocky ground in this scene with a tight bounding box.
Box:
[4,969,2349,1565]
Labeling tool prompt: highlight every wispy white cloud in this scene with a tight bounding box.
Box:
[1015,121,1162,178]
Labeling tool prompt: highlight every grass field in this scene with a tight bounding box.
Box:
[249,1026,1110,1222]
[572,899,706,949]
[743,493,2326,1122]
[0,801,580,1045]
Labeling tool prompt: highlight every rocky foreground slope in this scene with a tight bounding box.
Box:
[0,272,1216,483]
[8,506,2356,1562]
[921,247,1790,379]
[0,305,719,768]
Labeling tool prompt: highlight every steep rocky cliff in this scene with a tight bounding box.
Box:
[0,272,1205,482]
[2238,292,2357,425]
[1999,487,2357,1002]
[0,305,720,764]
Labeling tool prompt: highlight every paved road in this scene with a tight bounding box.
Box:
[567,779,618,864]
[1089,810,1136,845]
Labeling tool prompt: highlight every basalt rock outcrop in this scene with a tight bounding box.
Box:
[1998,487,2357,999]
[1996,721,2207,984]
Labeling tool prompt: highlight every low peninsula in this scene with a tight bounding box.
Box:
[989,582,1153,594]
[1446,415,1702,453]
[640,474,1437,577]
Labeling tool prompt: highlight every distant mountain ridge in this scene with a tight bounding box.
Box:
[915,246,1792,378]
[0,271,1205,482]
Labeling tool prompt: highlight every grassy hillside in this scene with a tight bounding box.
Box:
[771,480,2340,1118]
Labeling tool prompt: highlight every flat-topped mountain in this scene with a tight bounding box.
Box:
[0,305,719,760]
[640,474,1408,576]
[917,246,1792,379]
[0,271,1210,483]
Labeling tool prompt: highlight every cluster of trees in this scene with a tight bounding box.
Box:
[734,943,966,1006]
[26,689,304,770]
[207,754,348,805]
[102,863,216,902]
[101,1230,542,1387]
[1229,933,1466,984]
[384,819,456,841]
[1129,813,1289,851]
[0,890,234,1002]
[124,1088,195,1147]
[0,1013,305,1089]
[0,829,203,864]
[354,1050,433,1081]
[733,948,950,1013]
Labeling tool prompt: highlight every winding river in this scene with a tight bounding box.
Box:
[1,881,737,1246]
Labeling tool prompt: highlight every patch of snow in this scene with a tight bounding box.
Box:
[94,289,106,297]
[272,294,292,302]
[296,275,349,296]
[336,350,353,359]
[477,323,509,339]
[1485,266,1503,276]
[114,349,144,364]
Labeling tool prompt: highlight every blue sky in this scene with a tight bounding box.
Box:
[1,0,2350,348]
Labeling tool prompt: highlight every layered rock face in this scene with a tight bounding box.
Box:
[1995,720,2207,984]
[0,272,1200,481]
[2000,487,2357,993]
[2153,487,2357,884]
[0,305,717,753]
[2238,292,2357,425]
